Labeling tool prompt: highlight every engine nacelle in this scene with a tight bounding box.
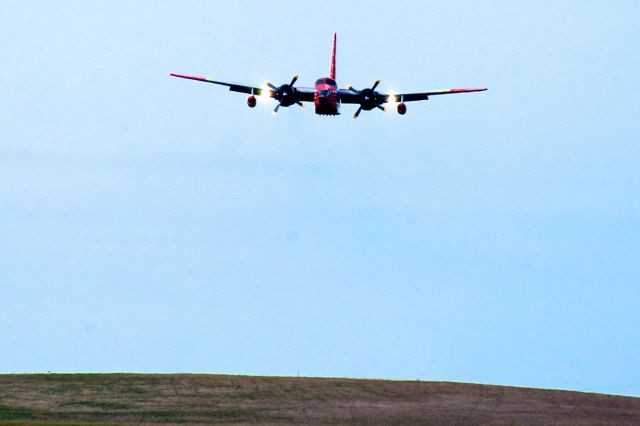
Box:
[397,102,407,115]
[247,95,257,108]
[359,88,377,111]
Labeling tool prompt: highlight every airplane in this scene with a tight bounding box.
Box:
[170,33,486,119]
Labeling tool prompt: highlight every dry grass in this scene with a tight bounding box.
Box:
[0,374,638,425]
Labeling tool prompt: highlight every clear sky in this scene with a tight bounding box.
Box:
[2,1,639,396]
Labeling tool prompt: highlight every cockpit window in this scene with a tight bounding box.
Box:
[318,90,330,96]
[316,78,337,86]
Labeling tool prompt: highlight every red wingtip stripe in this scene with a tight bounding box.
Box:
[170,73,207,81]
[450,87,487,93]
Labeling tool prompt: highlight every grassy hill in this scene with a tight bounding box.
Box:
[0,374,639,425]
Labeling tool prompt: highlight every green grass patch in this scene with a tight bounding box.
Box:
[235,389,277,400]
[202,408,257,420]
[60,401,131,410]
[135,408,256,422]
[0,405,40,420]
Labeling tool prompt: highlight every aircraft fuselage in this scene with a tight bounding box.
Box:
[314,78,339,115]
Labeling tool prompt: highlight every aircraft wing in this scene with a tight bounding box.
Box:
[337,87,487,104]
[384,88,487,103]
[170,73,270,95]
[336,89,362,104]
[170,73,315,102]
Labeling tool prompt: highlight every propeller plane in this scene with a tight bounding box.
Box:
[170,34,486,119]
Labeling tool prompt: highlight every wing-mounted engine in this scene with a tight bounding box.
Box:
[265,75,305,115]
[346,80,387,119]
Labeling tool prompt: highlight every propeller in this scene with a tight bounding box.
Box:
[347,80,386,119]
[267,75,304,115]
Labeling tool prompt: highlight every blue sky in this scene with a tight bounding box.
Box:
[2,1,639,396]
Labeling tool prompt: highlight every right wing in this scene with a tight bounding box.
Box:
[337,87,487,104]
[384,87,488,103]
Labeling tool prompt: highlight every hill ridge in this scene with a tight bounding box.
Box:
[1,373,639,425]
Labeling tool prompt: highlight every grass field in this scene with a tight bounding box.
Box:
[0,374,639,425]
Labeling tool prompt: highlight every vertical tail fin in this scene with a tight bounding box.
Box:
[330,33,336,80]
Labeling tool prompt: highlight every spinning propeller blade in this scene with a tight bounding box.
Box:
[350,80,385,118]
[271,74,301,116]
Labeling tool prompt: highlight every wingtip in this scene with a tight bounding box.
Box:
[450,87,489,93]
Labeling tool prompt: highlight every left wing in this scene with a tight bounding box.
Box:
[170,73,272,96]
[170,73,316,103]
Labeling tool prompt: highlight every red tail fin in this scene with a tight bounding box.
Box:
[330,33,336,80]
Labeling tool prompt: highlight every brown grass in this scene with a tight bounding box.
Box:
[0,374,638,425]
